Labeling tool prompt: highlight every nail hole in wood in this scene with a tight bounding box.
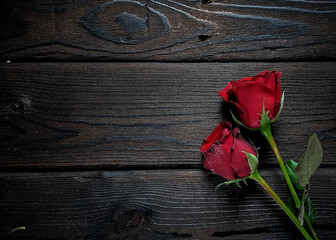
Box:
[198,34,210,41]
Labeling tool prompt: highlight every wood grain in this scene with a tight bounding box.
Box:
[0,62,335,168]
[0,169,334,239]
[1,0,335,61]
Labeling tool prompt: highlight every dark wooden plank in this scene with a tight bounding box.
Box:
[1,62,335,168]
[0,169,334,239]
[1,0,335,61]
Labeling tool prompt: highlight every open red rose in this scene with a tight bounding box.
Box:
[219,70,282,129]
[201,122,257,180]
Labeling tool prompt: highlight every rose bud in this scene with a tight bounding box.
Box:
[201,122,258,181]
[218,70,283,129]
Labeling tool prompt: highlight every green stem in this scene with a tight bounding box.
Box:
[305,215,318,240]
[249,170,312,240]
[259,126,318,240]
[263,131,300,207]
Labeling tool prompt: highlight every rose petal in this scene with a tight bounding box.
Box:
[253,71,270,84]
[230,133,257,178]
[274,85,280,115]
[219,127,234,155]
[263,71,278,93]
[218,82,232,102]
[231,81,274,128]
[230,100,250,127]
[203,143,236,180]
[263,71,282,116]
[200,122,232,154]
[237,77,253,83]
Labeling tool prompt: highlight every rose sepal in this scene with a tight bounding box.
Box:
[230,92,284,132]
[271,92,285,124]
[216,177,249,190]
[229,110,258,131]
[216,151,259,189]
[242,151,259,173]
[258,103,273,139]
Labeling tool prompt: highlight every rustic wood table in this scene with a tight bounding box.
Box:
[1,1,335,239]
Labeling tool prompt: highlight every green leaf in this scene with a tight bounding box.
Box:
[305,197,316,224]
[295,134,323,187]
[241,151,259,173]
[287,195,316,225]
[285,160,304,191]
[286,196,298,216]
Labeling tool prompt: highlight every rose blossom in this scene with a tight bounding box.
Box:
[219,70,282,129]
[201,122,257,180]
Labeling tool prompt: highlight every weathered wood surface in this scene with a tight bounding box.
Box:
[1,1,335,238]
[1,0,335,61]
[0,169,335,240]
[1,62,335,169]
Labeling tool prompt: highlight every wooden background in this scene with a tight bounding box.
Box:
[0,0,335,239]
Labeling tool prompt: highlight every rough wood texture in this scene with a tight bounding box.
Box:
[0,169,335,239]
[1,1,335,239]
[1,62,335,169]
[1,0,335,61]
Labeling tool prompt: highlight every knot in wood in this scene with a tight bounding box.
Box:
[112,208,150,234]
[10,95,31,113]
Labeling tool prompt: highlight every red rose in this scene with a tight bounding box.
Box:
[219,70,282,129]
[201,122,257,180]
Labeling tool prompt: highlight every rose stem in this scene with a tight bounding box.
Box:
[249,170,312,240]
[259,126,318,240]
